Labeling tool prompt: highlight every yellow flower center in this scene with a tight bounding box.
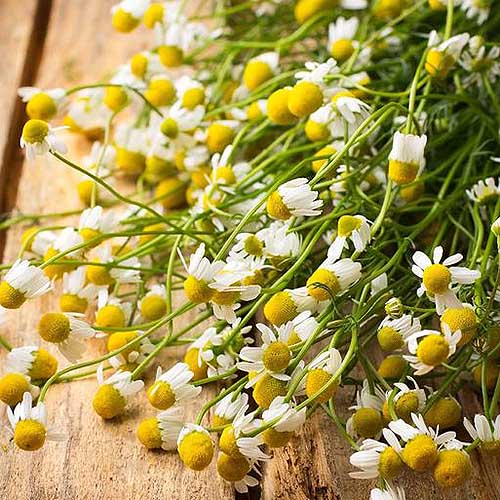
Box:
[378,355,407,379]
[184,347,208,381]
[137,417,162,449]
[158,45,183,68]
[352,407,383,438]
[247,101,263,121]
[155,177,187,210]
[402,434,438,471]
[379,446,403,480]
[305,368,337,404]
[182,88,205,109]
[107,330,140,361]
[288,81,323,118]
[160,117,179,138]
[206,123,234,154]
[219,424,243,458]
[103,86,128,111]
[425,49,455,79]
[140,294,167,321]
[305,119,330,142]
[143,4,164,29]
[215,165,236,185]
[116,148,146,176]
[338,215,362,237]
[262,428,294,448]
[433,450,472,488]
[86,261,114,286]
[262,341,291,373]
[294,0,337,24]
[424,397,461,430]
[441,307,476,346]
[252,373,287,409]
[394,391,420,422]
[26,93,57,121]
[0,281,26,309]
[139,222,168,245]
[428,0,446,10]
[130,53,148,78]
[38,312,70,343]
[243,60,274,91]
[422,263,451,295]
[388,159,419,185]
[312,145,337,174]
[43,247,76,280]
[331,39,355,62]
[14,419,47,451]
[178,430,214,471]
[77,180,97,207]
[144,79,176,107]
[266,191,292,220]
[416,334,450,366]
[22,119,49,144]
[243,235,263,256]
[112,8,140,33]
[0,373,30,406]
[183,275,214,304]
[267,88,297,126]
[147,380,176,410]
[59,293,88,314]
[377,326,404,352]
[95,304,126,328]
[307,268,341,301]
[212,414,231,429]
[372,0,404,20]
[93,384,126,419]
[79,227,101,245]
[263,291,297,326]
[29,349,58,380]
[211,289,241,306]
[217,452,251,482]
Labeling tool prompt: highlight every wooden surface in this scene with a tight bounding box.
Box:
[0,2,499,499]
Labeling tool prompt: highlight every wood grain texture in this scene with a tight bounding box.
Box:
[1,2,500,500]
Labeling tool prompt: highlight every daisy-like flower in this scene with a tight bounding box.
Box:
[266,178,323,220]
[138,284,167,321]
[387,132,427,185]
[20,119,67,161]
[461,41,500,88]
[304,348,343,403]
[466,177,500,203]
[370,483,406,500]
[426,31,470,79]
[42,227,84,280]
[0,259,51,309]
[261,396,306,447]
[175,75,206,109]
[411,245,480,314]
[7,392,65,451]
[376,314,421,352]
[92,365,144,419]
[295,58,338,85]
[329,215,371,259]
[210,145,250,188]
[114,125,148,176]
[349,428,403,480]
[5,345,58,383]
[238,321,296,385]
[156,101,205,144]
[328,17,359,63]
[146,362,201,410]
[403,325,461,375]
[0,364,40,407]
[180,243,225,304]
[347,380,385,439]
[242,52,279,92]
[385,377,427,422]
[464,414,500,454]
[330,90,371,131]
[306,257,362,302]
[177,423,214,471]
[137,406,184,451]
[107,330,155,368]
[461,0,490,25]
[259,221,301,260]
[86,245,141,286]
[94,289,132,330]
[213,392,249,427]
[78,206,119,244]
[18,86,66,121]
[111,0,150,32]
[38,311,95,362]
[389,412,464,472]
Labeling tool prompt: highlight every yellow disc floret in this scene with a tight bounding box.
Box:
[288,82,323,118]
[402,434,438,471]
[217,452,251,482]
[26,93,57,121]
[378,355,407,379]
[22,119,49,144]
[243,60,274,91]
[425,49,454,79]
[155,177,187,210]
[305,368,337,404]
[29,349,58,380]
[267,89,297,126]
[337,215,362,237]
[38,312,70,343]
[424,397,461,430]
[178,430,214,471]
[182,87,205,109]
[92,384,126,419]
[103,86,128,111]
[145,79,176,107]
[422,264,451,295]
[116,148,146,176]
[95,304,126,328]
[14,419,46,451]
[252,373,287,409]
[379,446,403,480]
[60,293,88,314]
[441,307,477,346]
[263,291,297,326]
[262,342,291,373]
[416,334,449,366]
[266,191,291,220]
[112,8,140,32]
[86,262,114,286]
[372,0,404,20]
[130,53,148,78]
[107,330,140,360]
[352,408,384,438]
[183,276,214,304]
[388,160,419,185]
[140,295,167,321]
[0,373,30,406]
[262,428,294,448]
[219,425,242,458]
[294,0,336,24]
[143,3,164,28]
[147,380,176,410]
[206,123,234,154]
[377,326,404,351]
[432,449,472,488]
[0,281,26,309]
[184,348,208,381]
[158,45,183,68]
[307,268,340,301]
[331,39,355,62]
[305,119,330,142]
[137,417,162,449]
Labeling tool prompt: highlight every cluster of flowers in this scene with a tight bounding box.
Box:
[0,0,499,498]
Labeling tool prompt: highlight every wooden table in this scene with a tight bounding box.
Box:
[0,1,499,498]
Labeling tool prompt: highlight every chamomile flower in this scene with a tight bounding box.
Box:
[403,325,461,375]
[210,145,250,187]
[86,245,141,286]
[7,392,65,451]
[463,414,500,455]
[349,428,403,480]
[175,75,206,109]
[157,101,205,143]
[388,132,427,185]
[328,17,359,63]
[180,243,225,303]
[259,221,301,260]
[261,396,306,447]
[0,364,40,407]
[114,125,148,176]
[92,365,144,419]
[137,406,184,450]
[384,378,426,422]
[111,0,150,32]
[78,206,119,243]
[213,392,249,427]
[295,58,338,85]
[347,381,385,439]
[305,348,342,403]
[20,119,67,161]
[330,90,371,132]
[370,484,406,500]
[376,314,421,352]
[389,412,463,472]
[107,330,154,368]
[94,289,132,329]
[21,227,56,257]
[146,363,201,410]
[466,177,500,203]
[177,423,214,470]
[328,215,371,259]
[43,227,84,280]
[306,257,362,301]
[461,0,490,25]
[5,345,58,382]
[266,178,323,220]
[37,311,95,362]
[411,246,480,314]
[138,284,167,321]
[0,259,51,309]
[206,120,239,154]
[243,52,279,91]
[18,86,66,120]
[425,31,470,79]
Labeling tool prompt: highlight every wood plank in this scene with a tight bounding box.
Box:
[0,1,233,499]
